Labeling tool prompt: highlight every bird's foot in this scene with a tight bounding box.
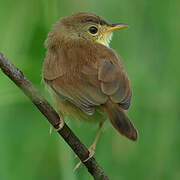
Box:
[56,120,65,131]
[73,145,95,172]
[84,145,95,162]
[49,120,65,135]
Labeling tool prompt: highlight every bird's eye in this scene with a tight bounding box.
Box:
[89,26,98,34]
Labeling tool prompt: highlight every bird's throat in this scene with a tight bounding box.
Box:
[96,32,113,47]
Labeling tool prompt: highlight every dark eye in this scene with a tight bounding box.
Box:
[89,26,98,34]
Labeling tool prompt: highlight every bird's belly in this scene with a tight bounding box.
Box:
[60,100,108,123]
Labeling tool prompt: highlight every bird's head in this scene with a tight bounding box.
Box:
[46,12,128,48]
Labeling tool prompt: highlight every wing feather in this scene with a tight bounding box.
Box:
[42,42,132,115]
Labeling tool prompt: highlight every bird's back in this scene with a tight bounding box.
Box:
[43,39,132,116]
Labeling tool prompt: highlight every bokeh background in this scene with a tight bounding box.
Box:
[0,0,179,180]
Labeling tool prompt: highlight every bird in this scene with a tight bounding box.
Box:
[42,12,138,166]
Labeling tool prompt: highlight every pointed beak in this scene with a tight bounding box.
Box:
[103,24,128,34]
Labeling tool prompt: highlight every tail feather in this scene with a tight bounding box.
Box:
[102,100,138,141]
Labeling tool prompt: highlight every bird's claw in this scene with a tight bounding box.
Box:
[56,120,65,131]
[73,145,95,172]
[83,145,95,162]
[49,120,65,135]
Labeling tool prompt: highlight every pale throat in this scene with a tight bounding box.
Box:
[96,32,113,47]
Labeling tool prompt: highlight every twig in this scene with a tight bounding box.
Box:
[0,52,109,180]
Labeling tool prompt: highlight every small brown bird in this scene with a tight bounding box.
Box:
[42,12,138,161]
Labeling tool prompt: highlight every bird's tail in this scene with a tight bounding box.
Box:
[102,100,138,141]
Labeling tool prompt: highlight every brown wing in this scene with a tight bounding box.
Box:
[42,41,132,115]
[98,57,132,110]
[43,44,108,115]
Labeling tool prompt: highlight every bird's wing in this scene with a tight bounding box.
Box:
[98,58,132,110]
[43,46,107,115]
[42,43,132,115]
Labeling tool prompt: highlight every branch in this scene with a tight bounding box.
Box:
[0,52,109,180]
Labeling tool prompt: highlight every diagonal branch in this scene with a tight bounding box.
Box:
[0,52,109,180]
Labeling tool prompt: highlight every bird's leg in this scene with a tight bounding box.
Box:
[56,117,65,131]
[84,121,104,162]
[74,122,104,171]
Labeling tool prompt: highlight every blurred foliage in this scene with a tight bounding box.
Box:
[0,0,180,180]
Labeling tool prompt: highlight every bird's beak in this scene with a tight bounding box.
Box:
[103,24,128,34]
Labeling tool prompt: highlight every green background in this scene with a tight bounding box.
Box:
[0,0,179,180]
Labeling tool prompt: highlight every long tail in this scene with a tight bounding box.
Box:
[102,100,138,141]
